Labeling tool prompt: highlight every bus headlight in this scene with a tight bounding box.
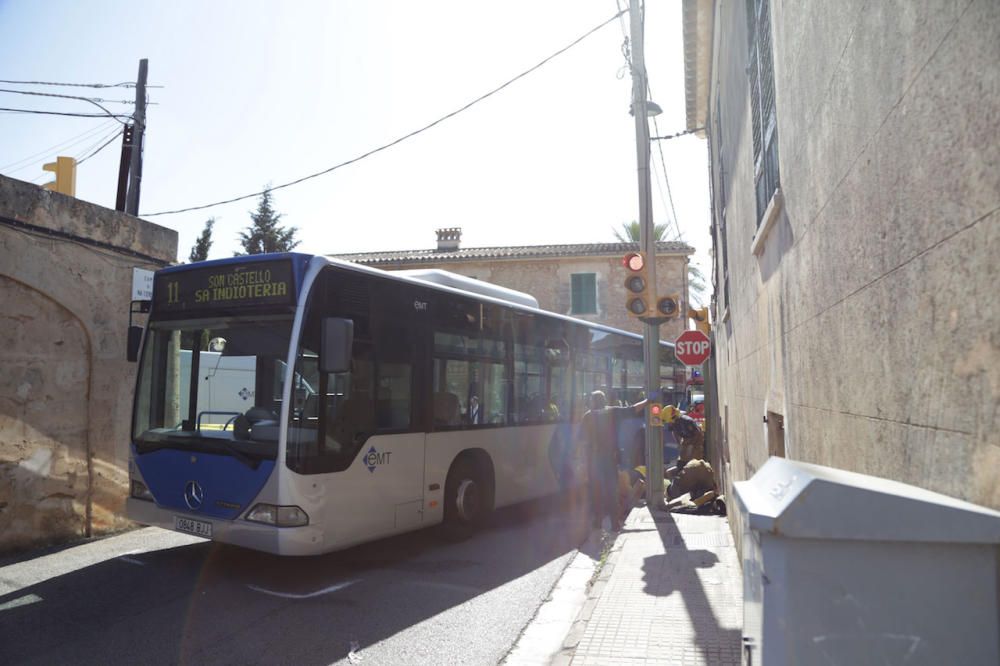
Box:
[130,479,154,502]
[245,504,309,527]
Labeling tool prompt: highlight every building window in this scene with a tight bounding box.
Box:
[713,93,731,313]
[746,0,780,225]
[570,273,597,315]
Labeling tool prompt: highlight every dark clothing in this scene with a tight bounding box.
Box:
[668,414,702,440]
[668,414,705,465]
[582,406,634,528]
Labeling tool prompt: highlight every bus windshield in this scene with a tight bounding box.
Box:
[132,316,294,461]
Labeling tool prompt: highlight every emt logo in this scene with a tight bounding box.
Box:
[365,446,391,473]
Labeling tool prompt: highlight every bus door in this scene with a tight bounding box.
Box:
[363,282,427,533]
[286,268,426,543]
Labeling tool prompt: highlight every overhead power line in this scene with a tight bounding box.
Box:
[0,78,162,89]
[650,114,682,242]
[142,9,627,217]
[0,88,129,124]
[0,107,133,120]
[0,119,117,173]
[77,127,124,165]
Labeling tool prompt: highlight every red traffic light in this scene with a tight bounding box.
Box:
[651,404,661,416]
[623,252,644,272]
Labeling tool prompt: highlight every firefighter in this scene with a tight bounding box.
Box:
[663,404,705,467]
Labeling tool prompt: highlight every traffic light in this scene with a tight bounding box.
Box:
[656,294,681,319]
[623,251,652,317]
[648,401,664,428]
[688,306,711,335]
[43,156,77,196]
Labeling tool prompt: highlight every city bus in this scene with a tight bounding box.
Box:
[127,253,683,555]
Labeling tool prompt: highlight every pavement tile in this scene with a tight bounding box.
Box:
[566,507,743,666]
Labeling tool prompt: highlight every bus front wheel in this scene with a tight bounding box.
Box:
[442,457,492,540]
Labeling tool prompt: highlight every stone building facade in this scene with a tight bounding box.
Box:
[0,175,177,552]
[333,228,695,342]
[683,0,1000,547]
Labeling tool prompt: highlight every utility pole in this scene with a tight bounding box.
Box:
[125,58,148,216]
[629,0,665,508]
[115,123,134,212]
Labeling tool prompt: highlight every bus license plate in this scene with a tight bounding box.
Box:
[174,516,213,538]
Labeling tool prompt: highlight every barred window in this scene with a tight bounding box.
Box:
[746,0,780,225]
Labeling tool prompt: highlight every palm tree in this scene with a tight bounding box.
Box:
[612,221,671,244]
[612,221,707,306]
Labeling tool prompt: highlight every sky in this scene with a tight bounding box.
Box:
[0,0,711,279]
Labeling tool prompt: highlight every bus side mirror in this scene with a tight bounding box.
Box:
[127,325,143,362]
[320,318,353,374]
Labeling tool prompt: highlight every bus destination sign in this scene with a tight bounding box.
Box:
[154,260,295,313]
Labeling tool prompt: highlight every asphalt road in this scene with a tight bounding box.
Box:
[0,493,594,665]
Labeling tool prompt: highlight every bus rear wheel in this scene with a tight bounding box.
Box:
[442,458,492,540]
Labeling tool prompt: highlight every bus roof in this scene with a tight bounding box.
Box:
[157,252,678,349]
[317,255,677,349]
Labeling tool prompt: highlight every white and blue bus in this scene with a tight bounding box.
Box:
[128,253,685,555]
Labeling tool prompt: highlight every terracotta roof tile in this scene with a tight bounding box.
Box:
[330,241,693,265]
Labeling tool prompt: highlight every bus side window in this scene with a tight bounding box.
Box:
[431,299,508,429]
[325,347,374,456]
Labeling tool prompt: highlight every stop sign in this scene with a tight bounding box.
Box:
[674,330,711,366]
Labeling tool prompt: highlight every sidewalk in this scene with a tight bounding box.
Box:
[540,506,744,665]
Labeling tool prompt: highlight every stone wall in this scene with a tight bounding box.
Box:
[0,175,177,552]
[705,0,1000,537]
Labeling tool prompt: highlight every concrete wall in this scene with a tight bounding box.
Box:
[0,175,177,553]
[376,254,691,342]
[705,0,1000,542]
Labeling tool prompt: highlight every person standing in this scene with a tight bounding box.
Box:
[581,391,647,531]
[467,396,481,424]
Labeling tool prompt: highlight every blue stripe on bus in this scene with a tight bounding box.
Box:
[132,445,275,520]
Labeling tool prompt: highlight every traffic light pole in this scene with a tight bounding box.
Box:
[629,0,665,508]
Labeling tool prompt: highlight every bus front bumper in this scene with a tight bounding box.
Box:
[126,498,327,556]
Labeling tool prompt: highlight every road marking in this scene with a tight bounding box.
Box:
[0,594,42,612]
[246,579,359,599]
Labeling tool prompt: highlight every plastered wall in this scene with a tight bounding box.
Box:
[706,0,999,532]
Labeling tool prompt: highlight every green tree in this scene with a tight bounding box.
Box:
[188,217,215,263]
[611,221,707,306]
[236,187,299,255]
[612,220,671,244]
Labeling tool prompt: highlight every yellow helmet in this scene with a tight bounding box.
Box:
[663,405,680,423]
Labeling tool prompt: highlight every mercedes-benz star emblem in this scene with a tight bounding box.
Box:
[183,480,205,510]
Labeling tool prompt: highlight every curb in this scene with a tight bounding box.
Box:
[503,535,604,665]
[552,532,626,665]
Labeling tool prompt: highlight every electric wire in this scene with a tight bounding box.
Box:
[616,0,682,242]
[0,119,117,173]
[0,79,162,89]
[0,88,129,124]
[142,9,627,217]
[650,143,681,242]
[76,127,124,165]
[649,112,682,242]
[0,107,132,120]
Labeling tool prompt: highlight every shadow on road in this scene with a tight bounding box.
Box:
[0,491,593,665]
